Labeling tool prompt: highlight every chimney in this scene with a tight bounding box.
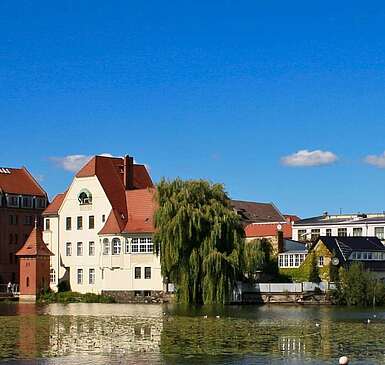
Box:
[124,155,134,190]
[277,229,284,254]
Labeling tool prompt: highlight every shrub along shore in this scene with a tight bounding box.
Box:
[37,291,115,304]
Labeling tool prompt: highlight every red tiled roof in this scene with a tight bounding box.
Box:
[123,188,156,233]
[245,222,293,239]
[99,209,127,235]
[0,167,46,196]
[43,155,154,218]
[43,193,66,215]
[16,226,53,256]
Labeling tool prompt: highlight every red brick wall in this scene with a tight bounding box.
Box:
[0,208,44,284]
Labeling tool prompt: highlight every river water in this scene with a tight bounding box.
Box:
[0,302,384,364]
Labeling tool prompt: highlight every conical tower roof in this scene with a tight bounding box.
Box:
[16,224,53,257]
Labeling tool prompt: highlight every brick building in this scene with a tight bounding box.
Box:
[0,167,48,284]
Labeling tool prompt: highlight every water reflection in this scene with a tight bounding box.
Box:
[0,303,385,364]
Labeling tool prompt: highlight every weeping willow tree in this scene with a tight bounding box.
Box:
[153,178,245,304]
[243,239,271,281]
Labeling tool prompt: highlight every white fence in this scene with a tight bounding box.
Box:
[232,281,335,302]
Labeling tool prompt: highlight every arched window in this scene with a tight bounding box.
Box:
[26,277,30,287]
[78,189,92,205]
[103,238,110,255]
[50,268,56,283]
[112,238,121,255]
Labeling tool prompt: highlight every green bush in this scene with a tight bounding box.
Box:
[333,263,385,306]
[37,291,115,304]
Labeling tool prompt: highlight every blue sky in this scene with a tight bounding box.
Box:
[1,1,385,217]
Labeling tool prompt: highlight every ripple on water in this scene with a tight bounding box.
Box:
[0,303,384,364]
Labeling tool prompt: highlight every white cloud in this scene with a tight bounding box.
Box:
[50,155,93,172]
[281,149,338,167]
[50,153,115,172]
[364,152,385,168]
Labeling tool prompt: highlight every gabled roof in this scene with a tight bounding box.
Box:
[0,167,46,197]
[315,236,385,263]
[43,155,154,217]
[43,193,66,215]
[231,200,286,225]
[16,226,53,257]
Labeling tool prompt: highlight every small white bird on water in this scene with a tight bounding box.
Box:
[367,318,371,324]
[215,315,220,319]
[315,323,320,328]
[203,315,208,319]
[339,356,349,364]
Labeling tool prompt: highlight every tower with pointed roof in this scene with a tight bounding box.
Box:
[16,222,53,302]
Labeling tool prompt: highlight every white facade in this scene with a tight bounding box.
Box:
[43,175,163,294]
[293,213,385,242]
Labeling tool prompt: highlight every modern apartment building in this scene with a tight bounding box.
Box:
[293,212,385,242]
[43,155,163,298]
[0,167,48,283]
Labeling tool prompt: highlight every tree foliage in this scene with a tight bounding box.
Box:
[334,263,385,306]
[243,239,272,281]
[153,178,245,304]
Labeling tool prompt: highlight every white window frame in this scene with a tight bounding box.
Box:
[77,242,83,256]
[77,269,83,284]
[88,241,95,256]
[103,238,110,255]
[66,242,72,256]
[112,238,121,255]
[89,268,95,284]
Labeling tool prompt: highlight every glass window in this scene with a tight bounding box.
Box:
[89,216,95,229]
[145,267,151,279]
[78,190,92,205]
[289,254,294,267]
[125,238,130,254]
[140,238,147,252]
[363,252,368,260]
[356,252,362,259]
[353,228,362,237]
[45,219,50,230]
[77,242,83,256]
[77,216,83,230]
[112,238,121,255]
[103,239,110,255]
[311,229,320,241]
[22,196,32,208]
[135,267,141,279]
[298,230,307,242]
[325,229,332,237]
[318,256,324,267]
[66,217,71,230]
[66,242,72,256]
[7,195,19,207]
[131,238,139,253]
[284,255,289,267]
[368,252,373,260]
[89,269,95,284]
[279,255,283,267]
[50,268,56,283]
[338,228,347,237]
[147,237,153,253]
[375,227,384,240]
[88,241,95,256]
[77,269,83,284]
[295,254,300,267]
[102,214,106,222]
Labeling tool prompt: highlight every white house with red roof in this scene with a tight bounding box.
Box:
[43,155,163,299]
